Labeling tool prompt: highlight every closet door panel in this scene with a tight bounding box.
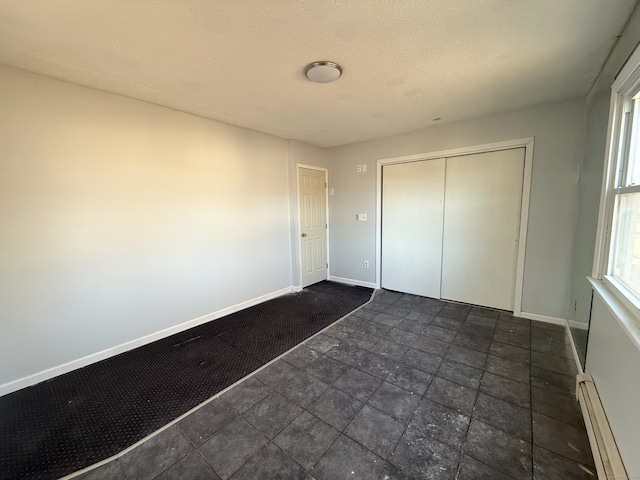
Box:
[441,148,524,310]
[381,159,445,297]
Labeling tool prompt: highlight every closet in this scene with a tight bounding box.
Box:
[381,148,525,311]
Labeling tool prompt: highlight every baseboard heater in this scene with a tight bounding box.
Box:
[576,374,628,479]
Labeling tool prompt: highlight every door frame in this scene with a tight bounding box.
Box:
[375,137,534,316]
[296,164,330,289]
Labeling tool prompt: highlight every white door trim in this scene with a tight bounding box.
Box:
[296,164,329,288]
[375,137,534,316]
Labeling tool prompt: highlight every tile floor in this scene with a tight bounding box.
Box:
[75,290,595,480]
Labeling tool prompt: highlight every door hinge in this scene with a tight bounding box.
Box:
[326,223,328,229]
[326,263,329,268]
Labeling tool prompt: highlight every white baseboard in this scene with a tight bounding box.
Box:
[568,319,590,330]
[565,322,585,375]
[0,286,293,397]
[328,275,377,289]
[576,374,629,479]
[519,311,567,326]
[520,311,585,375]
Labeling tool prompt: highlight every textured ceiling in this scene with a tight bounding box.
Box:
[0,0,637,147]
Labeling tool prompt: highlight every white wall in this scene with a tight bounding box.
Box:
[587,292,640,478]
[327,99,586,320]
[286,140,329,287]
[0,65,294,387]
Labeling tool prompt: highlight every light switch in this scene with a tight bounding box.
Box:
[329,188,335,196]
[356,213,367,221]
[362,164,367,172]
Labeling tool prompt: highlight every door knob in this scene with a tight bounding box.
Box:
[301,233,307,237]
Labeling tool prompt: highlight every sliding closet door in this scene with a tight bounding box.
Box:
[441,148,525,310]
[381,159,445,297]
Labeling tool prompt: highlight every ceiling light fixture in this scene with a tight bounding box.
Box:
[305,61,342,83]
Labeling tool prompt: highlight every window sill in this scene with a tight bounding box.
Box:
[588,276,640,352]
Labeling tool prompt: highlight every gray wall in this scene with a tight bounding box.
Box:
[571,5,640,326]
[0,65,294,387]
[328,99,586,319]
[570,91,608,326]
[577,5,640,476]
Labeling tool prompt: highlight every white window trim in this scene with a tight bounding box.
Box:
[592,42,640,331]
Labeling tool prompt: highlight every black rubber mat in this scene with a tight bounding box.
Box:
[0,281,372,480]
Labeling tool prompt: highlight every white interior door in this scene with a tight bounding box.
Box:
[299,167,327,287]
[381,159,445,297]
[441,148,525,310]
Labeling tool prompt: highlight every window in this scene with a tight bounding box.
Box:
[596,43,640,308]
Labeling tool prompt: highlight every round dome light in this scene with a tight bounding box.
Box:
[305,61,343,83]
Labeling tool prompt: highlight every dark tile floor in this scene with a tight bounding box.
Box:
[73,290,595,480]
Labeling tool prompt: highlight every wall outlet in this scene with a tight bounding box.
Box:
[364,260,369,268]
[356,164,362,173]
[356,213,367,221]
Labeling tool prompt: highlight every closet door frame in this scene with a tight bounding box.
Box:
[375,137,534,316]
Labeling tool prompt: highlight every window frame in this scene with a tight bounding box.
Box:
[594,42,640,317]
